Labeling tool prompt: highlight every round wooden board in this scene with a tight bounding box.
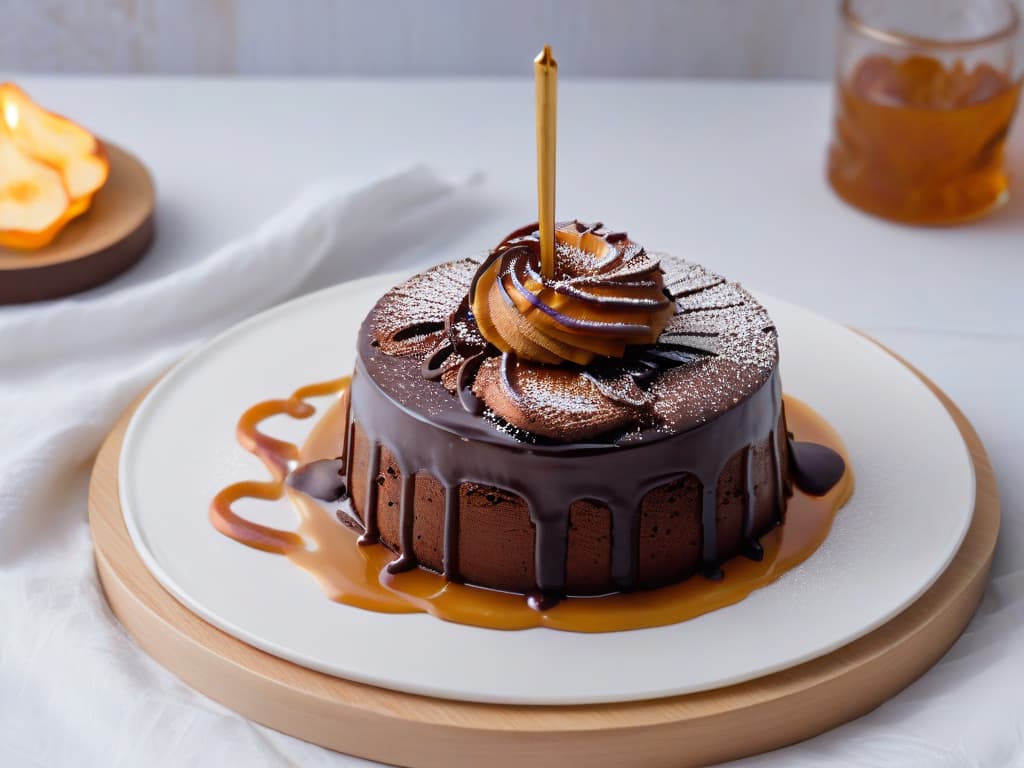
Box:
[0,142,155,304]
[88,339,999,768]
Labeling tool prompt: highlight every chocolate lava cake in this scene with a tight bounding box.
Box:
[299,221,836,601]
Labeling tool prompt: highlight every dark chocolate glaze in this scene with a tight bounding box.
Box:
[442,485,460,579]
[790,441,847,496]
[742,446,765,562]
[287,458,345,500]
[343,347,786,595]
[358,434,381,546]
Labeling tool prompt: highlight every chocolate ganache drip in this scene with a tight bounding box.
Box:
[345,222,845,599]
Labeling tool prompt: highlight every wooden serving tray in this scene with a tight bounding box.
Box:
[88,339,999,768]
[0,142,155,304]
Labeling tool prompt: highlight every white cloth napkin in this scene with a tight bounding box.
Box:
[0,166,481,767]
[1,166,1021,768]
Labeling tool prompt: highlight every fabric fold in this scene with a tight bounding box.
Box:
[0,166,481,767]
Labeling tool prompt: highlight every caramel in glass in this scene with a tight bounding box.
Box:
[828,55,1022,224]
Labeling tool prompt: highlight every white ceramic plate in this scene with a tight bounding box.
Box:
[120,272,974,705]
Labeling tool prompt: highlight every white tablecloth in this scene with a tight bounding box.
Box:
[1,76,1022,768]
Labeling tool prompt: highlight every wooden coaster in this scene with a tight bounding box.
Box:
[88,340,999,768]
[0,142,155,304]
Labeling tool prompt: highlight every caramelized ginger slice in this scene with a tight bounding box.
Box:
[0,83,110,250]
[0,133,71,249]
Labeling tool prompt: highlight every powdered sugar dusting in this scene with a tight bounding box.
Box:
[369,247,779,443]
[371,259,478,355]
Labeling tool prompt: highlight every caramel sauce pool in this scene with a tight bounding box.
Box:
[211,378,854,632]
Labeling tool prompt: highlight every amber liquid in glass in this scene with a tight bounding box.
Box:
[828,55,1022,224]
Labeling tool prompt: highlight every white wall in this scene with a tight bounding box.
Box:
[0,0,841,78]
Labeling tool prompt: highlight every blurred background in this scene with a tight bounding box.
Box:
[0,0,844,78]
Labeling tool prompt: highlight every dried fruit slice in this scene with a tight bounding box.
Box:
[0,132,71,249]
[0,83,109,210]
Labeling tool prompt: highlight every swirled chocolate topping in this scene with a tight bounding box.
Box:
[471,221,675,365]
[370,221,777,443]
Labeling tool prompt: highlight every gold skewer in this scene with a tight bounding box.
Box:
[534,45,557,278]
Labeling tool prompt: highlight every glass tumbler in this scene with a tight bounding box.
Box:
[828,0,1023,225]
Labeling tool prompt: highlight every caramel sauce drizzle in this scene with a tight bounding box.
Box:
[211,378,854,633]
[209,378,350,555]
